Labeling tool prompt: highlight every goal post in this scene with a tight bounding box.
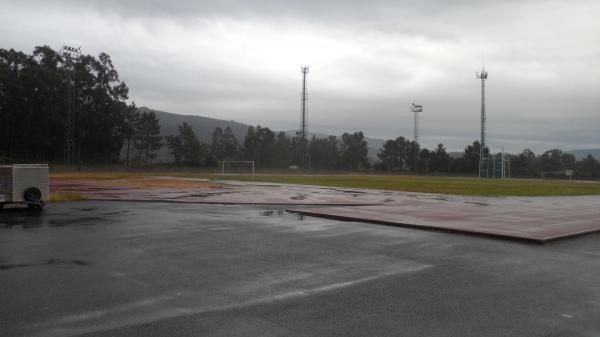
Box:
[218,161,255,179]
[541,170,573,180]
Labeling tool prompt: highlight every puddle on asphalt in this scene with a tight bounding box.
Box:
[0,208,45,228]
[102,210,130,216]
[338,189,366,194]
[260,210,286,217]
[260,209,305,221]
[291,194,308,200]
[186,191,234,198]
[0,258,90,271]
[0,207,109,228]
[48,216,106,226]
[464,201,489,206]
[188,193,211,198]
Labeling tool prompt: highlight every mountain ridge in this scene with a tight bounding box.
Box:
[140,107,386,162]
[138,107,600,163]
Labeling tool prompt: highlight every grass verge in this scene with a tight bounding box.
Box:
[50,172,600,197]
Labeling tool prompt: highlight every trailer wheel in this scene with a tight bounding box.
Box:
[23,187,42,203]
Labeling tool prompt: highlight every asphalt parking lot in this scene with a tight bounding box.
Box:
[2,201,600,337]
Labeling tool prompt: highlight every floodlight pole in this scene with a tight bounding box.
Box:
[411,103,423,172]
[60,45,82,165]
[476,67,488,178]
[300,66,309,169]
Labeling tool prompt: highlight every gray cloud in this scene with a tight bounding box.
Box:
[1,0,599,153]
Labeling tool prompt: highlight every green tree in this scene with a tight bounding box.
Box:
[539,149,563,172]
[340,131,370,170]
[453,141,488,173]
[211,126,240,160]
[376,136,418,172]
[576,154,599,180]
[378,137,405,172]
[0,46,131,163]
[167,122,207,166]
[134,110,162,164]
[122,102,140,166]
[509,149,538,177]
[561,153,576,170]
[243,125,276,168]
[77,52,130,162]
[273,132,292,168]
[165,135,183,164]
[429,143,450,173]
[310,135,340,170]
[419,148,432,173]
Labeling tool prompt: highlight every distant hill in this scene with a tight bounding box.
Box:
[140,107,250,143]
[283,130,385,160]
[567,149,600,160]
[137,107,252,162]
[133,108,600,163]
[448,149,600,160]
[138,107,387,162]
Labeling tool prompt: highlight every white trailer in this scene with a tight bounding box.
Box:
[0,164,49,210]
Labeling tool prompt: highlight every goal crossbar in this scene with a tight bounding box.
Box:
[218,161,255,178]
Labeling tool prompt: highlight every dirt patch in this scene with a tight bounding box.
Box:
[102,178,225,189]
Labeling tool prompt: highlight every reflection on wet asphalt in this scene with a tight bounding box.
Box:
[0,204,116,228]
[0,258,90,270]
[0,208,46,228]
[1,201,600,337]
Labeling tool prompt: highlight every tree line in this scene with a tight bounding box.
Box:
[0,46,166,164]
[165,122,600,179]
[163,123,373,171]
[1,46,598,179]
[376,139,600,179]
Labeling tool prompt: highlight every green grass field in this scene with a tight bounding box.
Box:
[51,172,600,197]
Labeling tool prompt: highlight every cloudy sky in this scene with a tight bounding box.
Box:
[1,0,599,152]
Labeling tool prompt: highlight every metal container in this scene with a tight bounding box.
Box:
[0,164,49,209]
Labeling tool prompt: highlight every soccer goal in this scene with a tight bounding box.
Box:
[479,153,510,179]
[218,161,255,178]
[541,170,573,180]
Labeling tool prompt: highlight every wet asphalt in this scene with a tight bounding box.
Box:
[1,201,600,337]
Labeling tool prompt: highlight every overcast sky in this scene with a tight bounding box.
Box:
[1,0,599,152]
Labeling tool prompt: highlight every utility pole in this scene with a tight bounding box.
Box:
[300,66,309,169]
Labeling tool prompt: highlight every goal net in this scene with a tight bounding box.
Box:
[218,161,255,178]
[541,170,573,180]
